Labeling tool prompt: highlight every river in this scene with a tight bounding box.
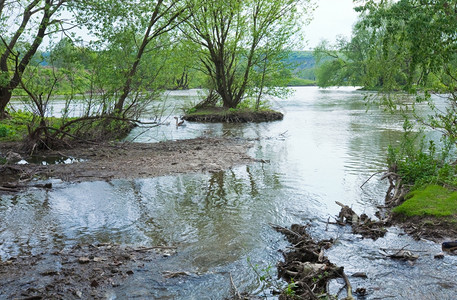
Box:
[1,87,456,299]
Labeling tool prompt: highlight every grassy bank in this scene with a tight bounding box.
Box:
[0,111,135,153]
[393,185,457,217]
[390,184,457,240]
[287,78,316,86]
[385,139,457,238]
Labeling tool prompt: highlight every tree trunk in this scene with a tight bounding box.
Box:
[0,87,12,119]
[0,0,62,119]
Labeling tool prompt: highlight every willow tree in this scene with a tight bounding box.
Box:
[0,0,69,118]
[357,0,457,140]
[181,0,311,109]
[77,0,188,116]
[314,21,412,90]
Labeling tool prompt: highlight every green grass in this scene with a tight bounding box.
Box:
[287,77,316,86]
[0,111,33,141]
[393,185,457,217]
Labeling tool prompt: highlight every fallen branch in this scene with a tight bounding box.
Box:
[269,223,303,240]
[335,201,387,240]
[299,281,318,300]
[360,171,385,189]
[0,186,20,192]
[133,246,177,252]
[275,224,344,299]
[380,172,400,180]
[162,271,191,278]
[229,272,242,300]
[338,269,354,300]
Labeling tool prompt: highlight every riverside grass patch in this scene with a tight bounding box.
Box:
[393,185,457,217]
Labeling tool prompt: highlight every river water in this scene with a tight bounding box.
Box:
[1,87,456,299]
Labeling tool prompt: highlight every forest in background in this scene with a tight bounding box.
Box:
[12,48,317,97]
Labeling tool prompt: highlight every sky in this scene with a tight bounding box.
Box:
[304,0,360,49]
[42,0,360,50]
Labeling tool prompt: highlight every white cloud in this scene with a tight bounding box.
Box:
[303,0,360,49]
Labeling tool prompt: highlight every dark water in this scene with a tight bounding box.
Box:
[2,87,456,299]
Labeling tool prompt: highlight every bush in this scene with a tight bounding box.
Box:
[0,124,10,137]
[387,133,457,189]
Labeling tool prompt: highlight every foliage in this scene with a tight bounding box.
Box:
[73,0,189,116]
[350,0,457,192]
[236,98,271,111]
[247,258,293,298]
[314,22,414,89]
[0,110,33,141]
[385,117,457,188]
[1,0,316,147]
[180,0,312,108]
[0,0,71,117]
[393,185,457,217]
[0,123,12,138]
[356,0,457,137]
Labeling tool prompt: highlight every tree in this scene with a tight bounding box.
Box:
[0,0,70,119]
[77,0,188,116]
[314,19,414,90]
[181,0,311,109]
[356,0,457,141]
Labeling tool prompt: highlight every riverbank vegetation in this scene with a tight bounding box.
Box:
[314,1,457,229]
[0,0,316,153]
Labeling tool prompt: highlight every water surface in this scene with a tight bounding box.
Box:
[2,87,456,299]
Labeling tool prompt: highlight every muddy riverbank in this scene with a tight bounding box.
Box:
[0,243,177,299]
[0,137,260,299]
[0,137,258,188]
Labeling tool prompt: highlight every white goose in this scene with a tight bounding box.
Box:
[174,116,185,127]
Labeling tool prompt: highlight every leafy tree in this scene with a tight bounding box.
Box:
[0,0,70,118]
[314,19,413,90]
[356,0,457,141]
[357,0,457,90]
[180,0,311,109]
[77,0,188,116]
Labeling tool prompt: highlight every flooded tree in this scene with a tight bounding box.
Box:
[180,0,312,109]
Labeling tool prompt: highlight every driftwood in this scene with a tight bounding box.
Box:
[339,269,355,300]
[335,202,388,240]
[382,172,409,207]
[273,223,353,300]
[229,272,243,300]
[162,271,191,278]
[0,182,52,193]
[379,247,419,261]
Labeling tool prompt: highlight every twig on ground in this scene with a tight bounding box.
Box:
[269,223,303,239]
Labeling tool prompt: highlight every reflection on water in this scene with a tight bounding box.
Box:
[2,87,456,299]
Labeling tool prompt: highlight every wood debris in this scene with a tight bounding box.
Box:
[335,201,388,240]
[272,223,355,300]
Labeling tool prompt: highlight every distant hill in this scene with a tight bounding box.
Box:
[282,51,316,85]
